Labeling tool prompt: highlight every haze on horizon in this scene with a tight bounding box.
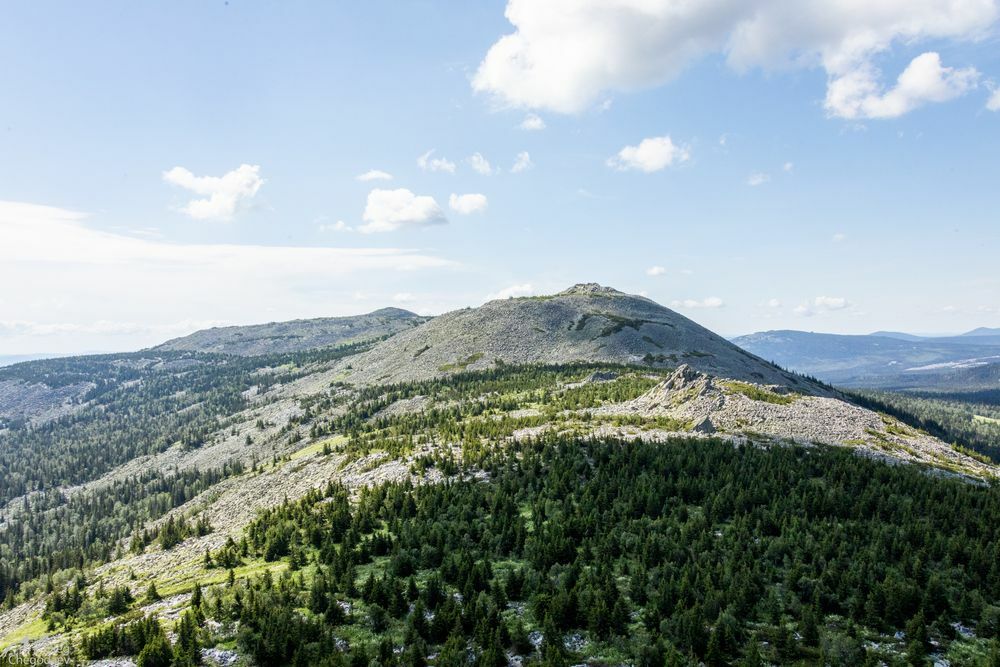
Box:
[2,1,999,355]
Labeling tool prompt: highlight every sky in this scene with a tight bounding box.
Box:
[2,0,999,354]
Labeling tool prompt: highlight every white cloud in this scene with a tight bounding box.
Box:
[511,151,534,173]
[162,163,264,221]
[988,87,1000,111]
[449,193,489,215]
[747,172,770,186]
[646,265,666,276]
[794,304,814,316]
[357,169,393,182]
[608,136,689,173]
[486,283,535,301]
[392,292,415,303]
[319,220,352,233]
[766,298,782,308]
[0,200,454,352]
[417,149,456,174]
[825,52,979,119]
[468,153,496,175]
[832,232,847,242]
[795,295,851,316]
[670,297,724,309]
[519,113,546,130]
[473,1,996,118]
[783,162,795,173]
[814,296,849,310]
[360,188,448,233]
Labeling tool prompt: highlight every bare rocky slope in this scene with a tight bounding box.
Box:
[338,284,831,393]
[600,365,995,478]
[155,307,428,356]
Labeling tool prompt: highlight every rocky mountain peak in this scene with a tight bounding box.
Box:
[557,283,626,296]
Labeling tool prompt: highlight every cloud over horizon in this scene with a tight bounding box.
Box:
[0,200,454,351]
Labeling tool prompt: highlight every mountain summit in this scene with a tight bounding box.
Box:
[338,284,825,392]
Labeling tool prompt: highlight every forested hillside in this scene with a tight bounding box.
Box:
[14,438,1000,666]
[1,288,998,666]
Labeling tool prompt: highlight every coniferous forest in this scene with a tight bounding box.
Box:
[33,436,1000,666]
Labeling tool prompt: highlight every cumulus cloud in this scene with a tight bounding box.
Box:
[814,296,849,310]
[449,193,489,214]
[357,169,393,182]
[747,172,770,186]
[766,298,782,308]
[417,149,456,173]
[608,136,689,172]
[670,297,724,309]
[473,1,995,118]
[486,283,535,301]
[783,162,795,173]
[826,52,979,119]
[360,189,447,233]
[519,113,546,130]
[646,266,666,276]
[162,163,264,220]
[832,232,847,242]
[988,87,1000,111]
[319,220,352,233]
[511,151,534,173]
[795,295,851,316]
[0,200,454,352]
[468,153,496,175]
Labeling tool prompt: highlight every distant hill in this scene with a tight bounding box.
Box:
[869,331,926,341]
[155,307,429,356]
[963,327,1000,337]
[733,329,1000,390]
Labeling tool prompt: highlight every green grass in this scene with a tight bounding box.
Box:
[0,616,48,649]
[724,381,797,405]
[438,352,484,372]
[974,414,1000,425]
[290,435,346,460]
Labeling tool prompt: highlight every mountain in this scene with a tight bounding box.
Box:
[155,307,428,356]
[963,327,1000,337]
[0,284,996,663]
[732,329,1000,390]
[338,283,826,392]
[869,330,927,341]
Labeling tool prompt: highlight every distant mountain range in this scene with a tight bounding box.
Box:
[732,328,1000,391]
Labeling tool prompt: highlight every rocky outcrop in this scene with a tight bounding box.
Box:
[608,365,995,478]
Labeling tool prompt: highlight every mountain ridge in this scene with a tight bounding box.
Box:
[154,307,428,356]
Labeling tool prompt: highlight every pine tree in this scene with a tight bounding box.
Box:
[144,582,161,603]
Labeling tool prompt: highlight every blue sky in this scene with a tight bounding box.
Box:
[2,1,999,354]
